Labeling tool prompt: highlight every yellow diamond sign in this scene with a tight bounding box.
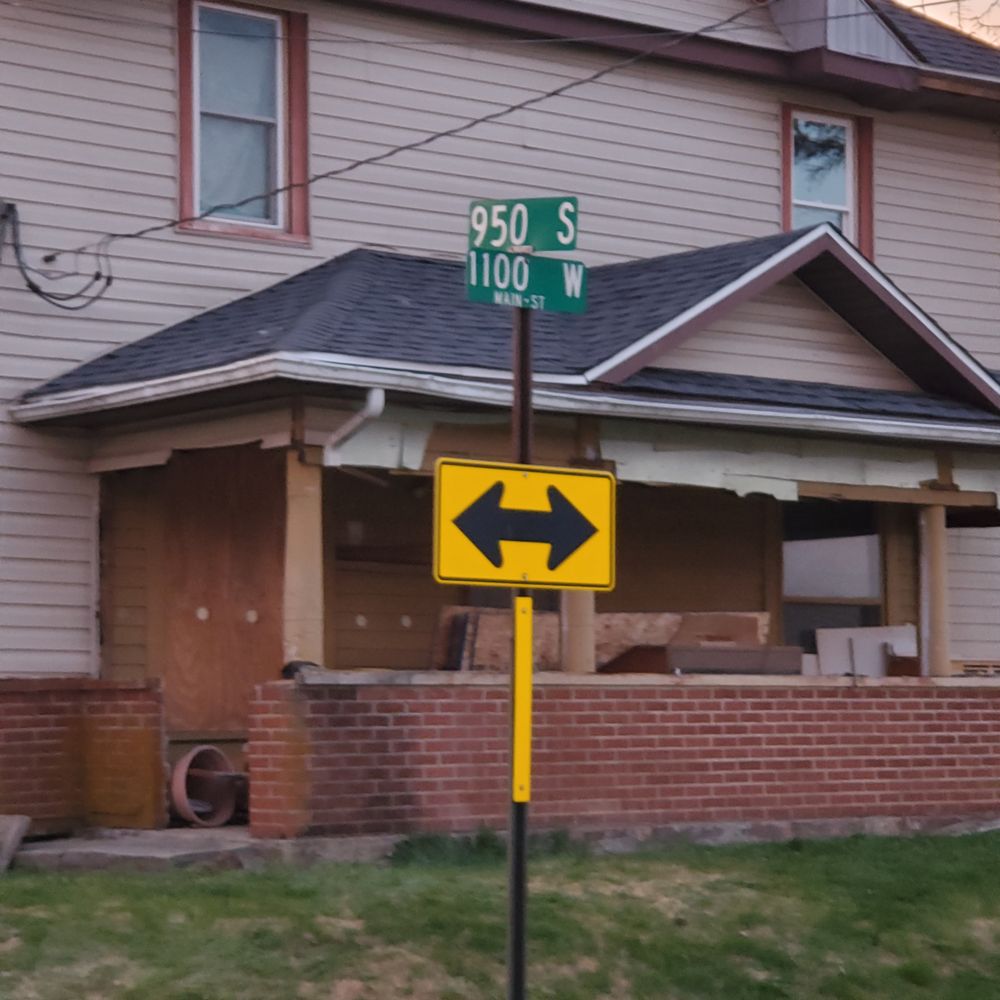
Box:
[434,458,615,591]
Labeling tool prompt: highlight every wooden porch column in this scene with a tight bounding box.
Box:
[561,590,596,673]
[919,504,951,677]
[283,450,325,664]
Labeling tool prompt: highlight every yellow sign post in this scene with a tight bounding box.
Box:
[434,458,615,591]
[512,596,533,803]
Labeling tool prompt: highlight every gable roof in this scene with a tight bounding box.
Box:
[17,225,1000,429]
[872,1,1000,78]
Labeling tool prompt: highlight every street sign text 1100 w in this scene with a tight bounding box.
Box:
[466,250,587,314]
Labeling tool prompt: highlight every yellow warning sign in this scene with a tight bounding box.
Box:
[434,458,615,591]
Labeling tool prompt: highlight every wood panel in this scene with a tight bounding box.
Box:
[881,504,919,627]
[99,467,157,683]
[159,446,285,736]
[323,470,460,669]
[596,485,773,630]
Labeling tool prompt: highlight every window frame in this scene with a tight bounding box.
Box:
[781,104,873,259]
[178,0,309,244]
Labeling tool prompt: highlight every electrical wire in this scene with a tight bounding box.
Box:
[41,1,780,272]
[17,0,990,306]
[0,0,974,50]
[3,204,113,311]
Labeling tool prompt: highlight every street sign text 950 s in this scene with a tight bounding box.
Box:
[468,197,577,252]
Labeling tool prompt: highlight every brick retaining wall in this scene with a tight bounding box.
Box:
[248,675,1000,840]
[0,678,166,835]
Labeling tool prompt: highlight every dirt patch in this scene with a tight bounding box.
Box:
[969,917,1000,949]
[356,944,480,999]
[315,914,365,939]
[532,867,725,920]
[0,935,22,954]
[328,980,365,1000]
[214,916,292,935]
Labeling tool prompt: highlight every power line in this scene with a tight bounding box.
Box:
[20,0,989,305]
[40,2,778,274]
[2,203,113,311]
[0,0,974,52]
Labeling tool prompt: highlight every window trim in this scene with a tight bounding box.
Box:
[781,104,873,259]
[177,0,309,243]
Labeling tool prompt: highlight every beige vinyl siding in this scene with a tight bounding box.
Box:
[948,529,1000,663]
[874,113,1000,368]
[2,0,1000,673]
[649,277,917,391]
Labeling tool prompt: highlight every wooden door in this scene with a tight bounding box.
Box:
[159,446,285,737]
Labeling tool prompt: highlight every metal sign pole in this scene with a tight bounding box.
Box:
[508,304,532,1000]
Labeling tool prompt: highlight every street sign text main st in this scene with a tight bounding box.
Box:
[465,251,587,314]
[434,459,615,591]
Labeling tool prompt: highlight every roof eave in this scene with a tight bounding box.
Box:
[362,0,1000,105]
[13,352,1000,449]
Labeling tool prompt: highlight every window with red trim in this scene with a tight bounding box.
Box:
[782,106,873,258]
[178,0,309,241]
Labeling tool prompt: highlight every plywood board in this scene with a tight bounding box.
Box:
[160,446,285,736]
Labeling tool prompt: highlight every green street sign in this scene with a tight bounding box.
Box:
[468,197,578,252]
[466,249,587,314]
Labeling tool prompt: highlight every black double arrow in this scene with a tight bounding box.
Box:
[453,481,597,570]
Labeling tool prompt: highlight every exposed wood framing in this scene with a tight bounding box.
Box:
[880,505,919,627]
[762,496,784,644]
[561,590,596,674]
[920,504,952,677]
[88,404,295,472]
[283,451,325,664]
[799,481,996,507]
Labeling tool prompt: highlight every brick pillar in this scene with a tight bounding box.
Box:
[248,681,312,838]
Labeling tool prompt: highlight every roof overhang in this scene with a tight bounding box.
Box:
[14,350,1000,448]
[586,224,1000,413]
[364,0,1000,114]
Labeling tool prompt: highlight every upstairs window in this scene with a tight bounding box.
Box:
[178,1,309,241]
[782,106,873,257]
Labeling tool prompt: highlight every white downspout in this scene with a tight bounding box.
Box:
[322,387,386,466]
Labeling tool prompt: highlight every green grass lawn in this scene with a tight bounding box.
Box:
[4,831,1000,999]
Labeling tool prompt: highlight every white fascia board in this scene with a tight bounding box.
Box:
[820,226,1000,392]
[293,351,586,386]
[583,226,831,382]
[13,351,1000,448]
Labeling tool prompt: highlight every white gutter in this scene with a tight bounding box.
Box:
[14,351,1000,448]
[322,387,385,465]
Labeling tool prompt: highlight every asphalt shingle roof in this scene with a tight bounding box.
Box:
[621,368,1000,425]
[874,0,1000,77]
[23,225,1000,429]
[24,228,806,399]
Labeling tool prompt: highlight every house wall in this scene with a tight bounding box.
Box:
[248,676,1000,838]
[3,0,1000,673]
[0,677,166,835]
[649,277,916,391]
